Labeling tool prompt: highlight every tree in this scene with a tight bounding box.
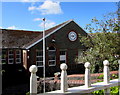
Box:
[78,12,120,73]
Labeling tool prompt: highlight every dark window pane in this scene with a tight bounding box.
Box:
[48,51,56,55]
[2,50,6,54]
[49,61,55,66]
[60,60,66,64]
[37,57,43,61]
[60,51,66,55]
[37,62,43,66]
[37,50,43,56]
[16,58,21,62]
[9,50,14,54]
[9,55,14,58]
[48,56,55,60]
[49,46,55,50]
[9,59,14,64]
[16,50,21,54]
[16,55,20,58]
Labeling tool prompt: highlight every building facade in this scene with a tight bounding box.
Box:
[1,20,88,76]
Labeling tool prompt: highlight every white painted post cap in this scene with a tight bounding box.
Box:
[29,65,38,73]
[118,60,120,64]
[84,62,91,68]
[60,63,67,70]
[103,60,109,66]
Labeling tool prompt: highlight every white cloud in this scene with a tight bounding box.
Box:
[7,26,17,29]
[33,18,43,21]
[28,0,63,15]
[0,26,2,29]
[38,0,63,15]
[39,20,56,29]
[28,6,36,11]
[22,0,40,2]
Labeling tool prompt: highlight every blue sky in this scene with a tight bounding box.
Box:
[1,1,118,31]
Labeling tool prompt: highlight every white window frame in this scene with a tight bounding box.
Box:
[36,50,43,67]
[48,47,56,66]
[2,50,7,64]
[8,50,14,64]
[60,50,66,64]
[16,50,21,64]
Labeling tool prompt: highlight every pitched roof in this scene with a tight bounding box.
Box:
[1,19,73,49]
[1,29,41,48]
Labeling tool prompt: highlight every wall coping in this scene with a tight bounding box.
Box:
[37,79,120,94]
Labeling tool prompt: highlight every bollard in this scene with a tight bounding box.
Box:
[84,62,91,88]
[29,65,38,95]
[60,63,68,93]
[103,60,110,95]
[103,60,110,84]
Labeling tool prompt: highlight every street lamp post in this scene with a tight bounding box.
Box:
[43,18,46,93]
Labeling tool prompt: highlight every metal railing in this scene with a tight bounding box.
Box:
[29,60,120,95]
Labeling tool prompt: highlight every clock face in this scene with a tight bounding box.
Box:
[68,31,77,41]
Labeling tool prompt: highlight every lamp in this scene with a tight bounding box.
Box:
[51,39,55,43]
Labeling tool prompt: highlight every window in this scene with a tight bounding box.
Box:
[2,49,22,64]
[16,50,21,64]
[48,46,56,66]
[36,50,43,67]
[2,50,7,64]
[8,50,14,64]
[60,50,66,64]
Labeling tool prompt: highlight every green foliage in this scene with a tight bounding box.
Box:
[93,86,119,95]
[111,74,118,79]
[78,12,120,73]
[92,89,104,95]
[97,74,104,79]
[26,92,30,95]
[110,86,119,94]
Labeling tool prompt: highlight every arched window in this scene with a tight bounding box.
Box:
[48,46,56,66]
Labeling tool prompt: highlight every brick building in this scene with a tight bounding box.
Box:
[1,20,88,76]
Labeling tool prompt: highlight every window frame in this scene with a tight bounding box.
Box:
[2,50,7,64]
[8,50,14,64]
[48,47,56,66]
[60,50,66,64]
[36,50,43,67]
[15,50,21,64]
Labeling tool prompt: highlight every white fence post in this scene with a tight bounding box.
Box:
[29,65,38,95]
[103,60,110,95]
[118,60,120,95]
[84,62,91,88]
[60,63,68,93]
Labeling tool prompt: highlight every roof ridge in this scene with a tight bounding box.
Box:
[0,29,42,33]
[44,19,73,32]
[0,19,73,33]
[25,19,73,49]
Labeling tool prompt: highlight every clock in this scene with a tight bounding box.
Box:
[68,31,77,41]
